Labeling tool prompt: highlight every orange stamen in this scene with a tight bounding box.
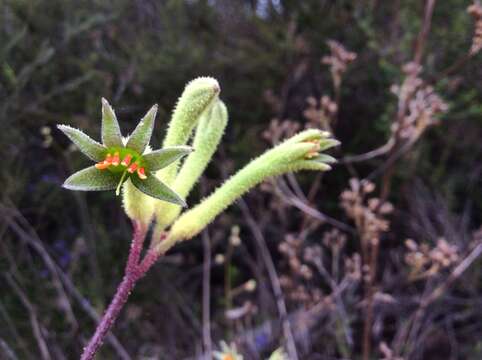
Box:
[137,167,147,180]
[121,154,132,167]
[105,153,113,164]
[95,161,109,170]
[111,152,120,166]
[127,162,138,174]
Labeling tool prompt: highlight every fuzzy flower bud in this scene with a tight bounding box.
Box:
[158,77,220,185]
[156,100,228,230]
[155,129,339,253]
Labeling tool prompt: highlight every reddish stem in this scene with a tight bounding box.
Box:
[80,223,158,360]
[80,271,139,360]
[126,221,147,271]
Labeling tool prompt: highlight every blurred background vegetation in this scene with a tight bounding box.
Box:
[1,0,481,359]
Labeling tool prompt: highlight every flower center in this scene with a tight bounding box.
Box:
[94,147,148,195]
[304,139,321,159]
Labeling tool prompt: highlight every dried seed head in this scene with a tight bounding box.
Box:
[468,2,482,54]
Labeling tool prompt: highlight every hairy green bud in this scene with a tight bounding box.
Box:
[155,129,339,254]
[158,77,220,185]
[155,100,228,231]
[122,178,155,225]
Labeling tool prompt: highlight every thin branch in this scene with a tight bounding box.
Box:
[52,263,131,360]
[421,242,482,307]
[414,0,437,65]
[4,273,52,360]
[238,199,299,360]
[202,229,213,358]
[2,205,78,329]
[0,336,18,360]
[1,201,131,359]
[400,242,482,358]
[273,181,354,234]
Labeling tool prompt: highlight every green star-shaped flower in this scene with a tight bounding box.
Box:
[58,98,191,206]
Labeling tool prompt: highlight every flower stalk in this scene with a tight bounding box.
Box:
[59,77,340,359]
[80,222,159,360]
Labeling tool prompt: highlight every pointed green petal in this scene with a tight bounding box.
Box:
[309,154,337,164]
[57,125,106,161]
[318,138,341,152]
[126,104,158,154]
[101,98,123,147]
[131,175,186,206]
[143,146,192,171]
[62,166,118,191]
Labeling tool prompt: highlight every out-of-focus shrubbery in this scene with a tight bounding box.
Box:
[1,0,481,359]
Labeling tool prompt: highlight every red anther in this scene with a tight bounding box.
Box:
[137,167,147,180]
[121,154,132,167]
[95,161,109,170]
[111,152,120,166]
[127,162,138,173]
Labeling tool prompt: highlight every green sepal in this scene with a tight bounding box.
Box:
[318,138,341,152]
[143,146,192,171]
[57,125,106,161]
[62,166,118,191]
[131,175,186,206]
[309,154,337,164]
[126,104,158,154]
[101,98,123,147]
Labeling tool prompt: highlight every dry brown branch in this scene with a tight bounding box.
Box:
[397,242,482,358]
[238,198,299,360]
[0,337,18,360]
[4,273,53,360]
[202,228,213,358]
[0,201,131,360]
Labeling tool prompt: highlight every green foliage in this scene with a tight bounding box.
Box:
[1,0,482,358]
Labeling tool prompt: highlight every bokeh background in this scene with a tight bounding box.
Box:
[1,1,482,359]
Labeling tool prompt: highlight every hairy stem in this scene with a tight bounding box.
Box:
[80,224,158,360]
[81,271,138,360]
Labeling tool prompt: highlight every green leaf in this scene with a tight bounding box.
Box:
[57,125,106,161]
[126,104,158,154]
[143,146,192,171]
[131,174,186,206]
[62,166,118,191]
[101,98,123,147]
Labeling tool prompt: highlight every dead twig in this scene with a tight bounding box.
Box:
[399,242,482,358]
[0,336,18,360]
[4,273,53,360]
[202,228,213,358]
[0,201,131,359]
[238,198,299,360]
